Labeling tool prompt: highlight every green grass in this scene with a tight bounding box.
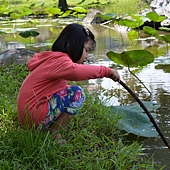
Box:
[0,63,160,169]
[101,0,148,15]
[4,0,149,16]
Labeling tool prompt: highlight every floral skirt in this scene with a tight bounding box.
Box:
[42,85,85,128]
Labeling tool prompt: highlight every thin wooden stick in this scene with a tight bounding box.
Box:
[119,80,170,150]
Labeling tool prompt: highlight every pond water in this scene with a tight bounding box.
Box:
[0,19,170,169]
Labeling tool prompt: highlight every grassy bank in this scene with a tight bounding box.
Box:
[0,0,157,169]
[4,0,148,16]
[0,63,159,169]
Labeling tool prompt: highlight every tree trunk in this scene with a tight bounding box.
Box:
[58,0,68,12]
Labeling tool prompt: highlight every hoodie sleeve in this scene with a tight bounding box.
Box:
[46,55,111,81]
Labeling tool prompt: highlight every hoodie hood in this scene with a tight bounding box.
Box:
[27,51,67,71]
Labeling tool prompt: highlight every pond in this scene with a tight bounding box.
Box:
[0,18,170,169]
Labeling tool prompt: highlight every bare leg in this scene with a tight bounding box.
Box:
[48,112,74,135]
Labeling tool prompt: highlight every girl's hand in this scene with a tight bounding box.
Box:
[109,69,121,82]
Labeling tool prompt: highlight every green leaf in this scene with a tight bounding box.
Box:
[10,13,22,20]
[157,34,170,43]
[107,51,124,65]
[130,14,143,21]
[18,7,32,16]
[146,12,166,22]
[111,102,160,137]
[70,7,87,13]
[59,10,72,18]
[76,13,86,18]
[45,7,62,15]
[128,30,139,40]
[98,13,117,21]
[143,26,158,36]
[155,64,170,73]
[19,30,39,38]
[115,18,144,28]
[107,50,154,67]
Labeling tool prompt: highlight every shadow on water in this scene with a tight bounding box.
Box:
[0,19,170,169]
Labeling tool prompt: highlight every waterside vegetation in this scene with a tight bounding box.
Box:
[0,63,160,169]
[0,0,167,169]
[2,0,148,18]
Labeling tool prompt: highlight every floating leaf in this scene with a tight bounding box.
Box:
[70,7,87,13]
[10,13,22,20]
[59,10,72,18]
[107,50,154,67]
[98,13,117,21]
[155,64,170,73]
[18,7,32,16]
[19,30,39,38]
[115,18,144,28]
[45,7,62,15]
[112,101,160,137]
[76,13,86,18]
[143,26,158,36]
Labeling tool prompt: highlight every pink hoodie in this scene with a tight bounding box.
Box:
[17,51,111,127]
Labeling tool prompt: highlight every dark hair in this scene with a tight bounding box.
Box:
[51,23,95,62]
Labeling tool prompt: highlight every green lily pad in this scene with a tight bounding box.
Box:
[19,30,39,38]
[98,13,117,21]
[146,12,166,22]
[143,26,158,36]
[107,50,154,67]
[115,18,144,28]
[70,7,87,13]
[45,7,62,15]
[111,101,160,137]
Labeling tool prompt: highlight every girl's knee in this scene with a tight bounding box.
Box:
[70,85,86,101]
[67,86,86,115]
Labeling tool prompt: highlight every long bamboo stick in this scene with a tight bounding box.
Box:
[119,80,170,150]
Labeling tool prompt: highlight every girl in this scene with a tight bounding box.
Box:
[17,23,120,134]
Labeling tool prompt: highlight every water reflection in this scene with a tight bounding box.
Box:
[0,19,170,169]
[97,61,170,169]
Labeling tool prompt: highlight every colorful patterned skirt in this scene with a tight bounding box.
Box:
[43,85,85,128]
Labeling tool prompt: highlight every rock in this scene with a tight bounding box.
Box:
[0,48,35,67]
[150,0,170,26]
[138,0,170,28]
[83,8,105,24]
[161,18,170,26]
